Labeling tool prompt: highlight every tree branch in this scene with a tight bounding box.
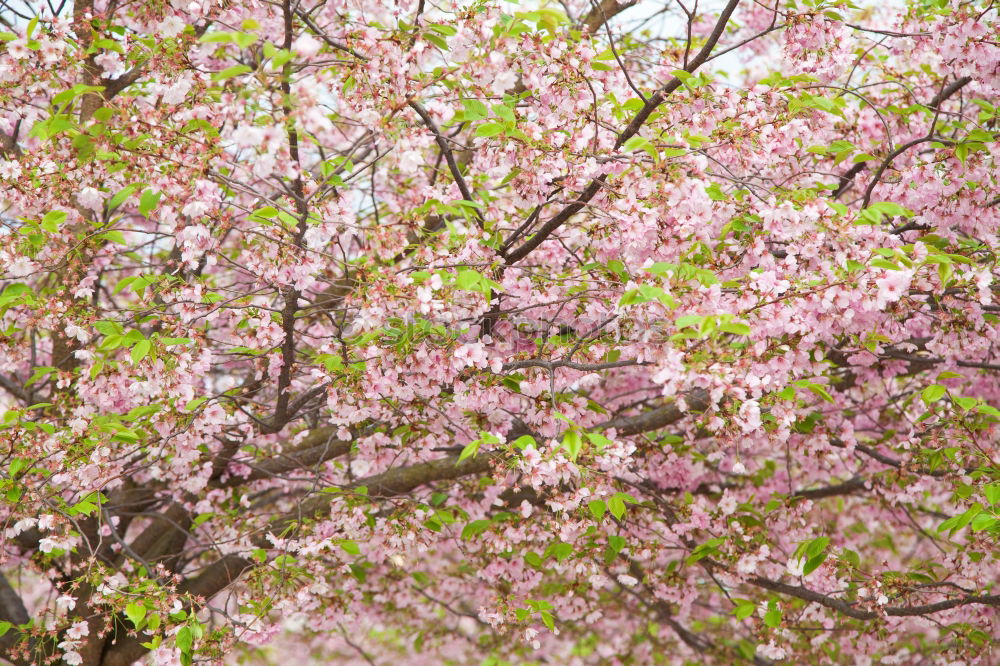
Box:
[750,577,1000,621]
[502,0,741,264]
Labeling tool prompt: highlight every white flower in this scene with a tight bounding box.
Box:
[232,124,263,149]
[292,33,322,58]
[875,270,914,308]
[6,257,38,278]
[66,620,89,639]
[158,15,186,38]
[78,186,104,213]
[616,574,639,587]
[6,517,37,537]
[350,458,372,477]
[7,39,30,60]
[303,225,329,249]
[0,159,22,180]
[757,640,787,660]
[737,400,762,433]
[736,553,759,575]
[731,461,747,475]
[94,51,123,78]
[876,594,889,606]
[519,500,533,518]
[64,323,89,343]
[397,149,424,174]
[786,557,806,577]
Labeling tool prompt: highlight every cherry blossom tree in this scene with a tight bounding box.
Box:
[0,0,998,663]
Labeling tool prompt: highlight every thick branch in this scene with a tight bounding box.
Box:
[750,577,1000,620]
[579,0,638,33]
[0,573,29,655]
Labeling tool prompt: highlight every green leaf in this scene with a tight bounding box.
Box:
[621,135,657,160]
[491,103,515,123]
[588,499,606,520]
[719,322,751,336]
[805,536,829,559]
[461,519,491,540]
[797,381,834,403]
[131,339,151,365]
[733,600,756,620]
[562,429,582,460]
[40,210,67,233]
[622,136,648,152]
[69,492,104,516]
[425,33,448,50]
[938,503,983,535]
[125,602,146,628]
[212,64,253,81]
[9,457,29,477]
[184,397,208,412]
[253,206,279,219]
[175,626,193,653]
[263,42,292,68]
[984,484,1000,506]
[100,334,123,351]
[457,439,480,464]
[686,537,725,565]
[803,552,828,575]
[969,513,996,532]
[139,190,161,217]
[607,495,626,520]
[25,366,56,387]
[862,201,913,222]
[108,183,142,211]
[460,99,489,121]
[200,31,257,48]
[544,541,573,562]
[763,605,782,628]
[475,123,504,137]
[921,384,946,404]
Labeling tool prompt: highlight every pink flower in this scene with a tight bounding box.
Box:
[875,270,913,308]
[232,125,263,148]
[292,33,322,58]
[78,187,104,213]
[786,557,806,577]
[616,574,638,587]
[94,51,123,77]
[0,159,21,180]
[158,15,186,37]
[757,641,787,660]
[7,39,30,60]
